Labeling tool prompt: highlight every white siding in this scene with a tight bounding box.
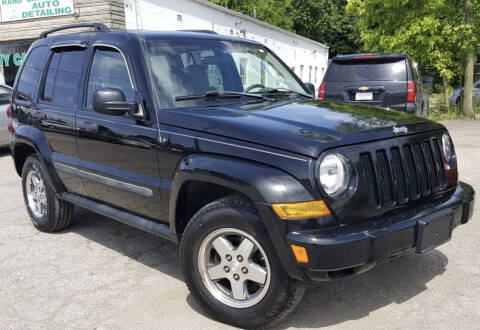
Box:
[124,0,329,92]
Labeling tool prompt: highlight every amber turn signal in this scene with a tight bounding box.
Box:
[271,200,330,219]
[290,245,309,263]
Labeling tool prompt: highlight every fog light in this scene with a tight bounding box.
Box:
[291,245,309,263]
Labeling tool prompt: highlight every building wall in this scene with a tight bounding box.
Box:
[0,0,126,43]
[124,0,329,89]
[0,0,126,86]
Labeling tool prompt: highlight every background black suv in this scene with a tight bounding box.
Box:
[7,24,475,329]
[318,53,432,116]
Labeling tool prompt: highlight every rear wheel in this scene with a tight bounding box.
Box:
[22,155,73,232]
[180,197,304,329]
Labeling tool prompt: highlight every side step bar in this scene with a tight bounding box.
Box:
[60,193,178,243]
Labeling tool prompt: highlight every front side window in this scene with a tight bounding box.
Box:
[15,46,49,101]
[41,48,84,107]
[146,39,307,108]
[86,47,135,110]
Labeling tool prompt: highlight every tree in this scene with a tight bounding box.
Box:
[210,0,294,31]
[462,0,477,117]
[348,0,479,115]
[288,0,363,56]
[211,0,362,57]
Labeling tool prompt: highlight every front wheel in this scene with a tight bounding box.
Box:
[180,197,304,329]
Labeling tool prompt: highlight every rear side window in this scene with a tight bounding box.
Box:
[0,86,11,105]
[42,49,85,107]
[328,59,407,82]
[15,46,49,101]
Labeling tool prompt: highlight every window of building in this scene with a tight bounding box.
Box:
[308,66,312,83]
[41,48,84,107]
[315,67,318,84]
[86,48,135,110]
[15,46,49,101]
[291,67,295,73]
[300,65,304,80]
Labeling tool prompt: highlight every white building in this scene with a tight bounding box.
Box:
[124,0,329,91]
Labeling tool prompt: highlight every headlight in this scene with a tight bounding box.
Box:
[442,133,456,169]
[319,154,350,197]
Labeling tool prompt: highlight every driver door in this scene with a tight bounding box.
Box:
[76,45,162,220]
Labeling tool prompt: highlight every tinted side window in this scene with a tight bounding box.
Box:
[328,59,407,82]
[15,46,49,101]
[42,49,84,107]
[86,48,134,109]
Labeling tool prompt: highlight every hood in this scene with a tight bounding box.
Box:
[159,100,444,158]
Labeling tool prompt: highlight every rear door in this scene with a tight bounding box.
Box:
[325,57,408,111]
[36,45,89,196]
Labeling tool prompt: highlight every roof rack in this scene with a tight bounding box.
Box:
[177,29,218,34]
[40,23,110,39]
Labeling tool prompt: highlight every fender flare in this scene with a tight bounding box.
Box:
[169,153,315,281]
[11,125,65,193]
[168,153,313,230]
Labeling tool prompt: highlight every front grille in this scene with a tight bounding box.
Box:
[360,138,447,209]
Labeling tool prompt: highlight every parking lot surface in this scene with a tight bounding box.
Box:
[0,120,479,329]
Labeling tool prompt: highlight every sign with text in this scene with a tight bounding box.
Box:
[0,0,74,22]
[0,42,31,86]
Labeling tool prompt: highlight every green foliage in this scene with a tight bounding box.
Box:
[288,0,363,56]
[428,93,480,121]
[347,0,471,81]
[211,0,363,56]
[210,0,294,31]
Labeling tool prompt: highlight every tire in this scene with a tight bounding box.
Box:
[180,196,304,329]
[21,155,73,232]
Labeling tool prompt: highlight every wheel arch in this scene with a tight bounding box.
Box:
[169,153,313,236]
[11,126,64,193]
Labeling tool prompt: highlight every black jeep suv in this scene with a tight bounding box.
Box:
[319,53,432,117]
[8,23,475,329]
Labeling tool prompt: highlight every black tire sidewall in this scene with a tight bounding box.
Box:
[21,155,58,231]
[180,200,294,328]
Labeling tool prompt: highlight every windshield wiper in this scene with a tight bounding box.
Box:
[262,88,314,99]
[175,90,275,102]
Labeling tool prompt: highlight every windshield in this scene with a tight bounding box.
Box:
[146,39,307,108]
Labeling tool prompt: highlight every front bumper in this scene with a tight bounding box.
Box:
[287,182,475,282]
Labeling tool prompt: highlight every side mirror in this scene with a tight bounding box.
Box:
[303,82,316,96]
[92,88,138,116]
[423,76,434,84]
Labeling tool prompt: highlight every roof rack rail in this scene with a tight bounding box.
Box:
[177,29,218,34]
[40,23,110,39]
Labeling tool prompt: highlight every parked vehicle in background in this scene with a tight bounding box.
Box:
[0,84,13,148]
[8,24,475,329]
[318,53,432,117]
[449,81,480,105]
